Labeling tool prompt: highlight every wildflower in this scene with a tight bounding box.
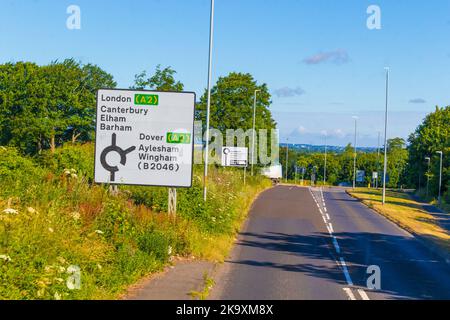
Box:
[97,263,102,270]
[94,230,104,235]
[0,254,12,262]
[70,173,78,179]
[48,227,54,233]
[70,211,80,221]
[27,207,37,214]
[58,266,66,273]
[168,246,173,256]
[54,278,64,283]
[2,208,18,214]
[57,257,67,264]
[54,292,62,300]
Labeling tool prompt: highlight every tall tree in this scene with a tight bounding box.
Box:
[407,106,449,196]
[0,59,116,154]
[132,65,184,92]
[195,72,276,134]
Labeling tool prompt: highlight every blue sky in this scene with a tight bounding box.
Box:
[1,0,449,147]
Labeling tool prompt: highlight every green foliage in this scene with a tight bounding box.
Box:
[132,64,184,92]
[407,106,449,201]
[37,143,95,182]
[0,60,116,155]
[283,140,407,188]
[0,143,269,299]
[195,72,276,134]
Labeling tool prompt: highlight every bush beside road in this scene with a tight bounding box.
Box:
[0,143,271,299]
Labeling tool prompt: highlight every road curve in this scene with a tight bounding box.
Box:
[210,185,450,300]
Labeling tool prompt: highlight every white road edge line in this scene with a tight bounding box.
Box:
[343,288,356,300]
[357,289,370,300]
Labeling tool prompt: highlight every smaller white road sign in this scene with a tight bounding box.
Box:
[221,147,248,167]
[94,89,195,187]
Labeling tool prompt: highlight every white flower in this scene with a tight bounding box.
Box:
[0,254,12,262]
[2,208,18,215]
[70,173,78,179]
[70,212,80,221]
[27,207,37,214]
[54,292,62,300]
[168,246,173,256]
[48,227,54,233]
[94,230,104,235]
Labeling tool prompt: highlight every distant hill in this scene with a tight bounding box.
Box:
[280,143,378,153]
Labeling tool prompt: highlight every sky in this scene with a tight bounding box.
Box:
[1,0,449,147]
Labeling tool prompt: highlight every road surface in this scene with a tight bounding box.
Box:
[210,185,450,300]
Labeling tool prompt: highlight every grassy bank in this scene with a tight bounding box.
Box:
[347,188,450,254]
[0,144,271,300]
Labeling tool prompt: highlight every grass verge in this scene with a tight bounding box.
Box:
[0,144,271,299]
[347,188,450,255]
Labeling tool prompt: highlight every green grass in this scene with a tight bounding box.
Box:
[348,188,450,254]
[0,144,271,299]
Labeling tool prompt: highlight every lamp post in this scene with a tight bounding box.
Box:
[376,131,380,189]
[436,151,443,206]
[285,138,289,183]
[323,133,327,186]
[425,156,431,199]
[203,0,215,201]
[352,116,358,189]
[382,67,389,205]
[251,89,260,176]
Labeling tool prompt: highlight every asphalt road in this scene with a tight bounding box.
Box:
[210,185,450,300]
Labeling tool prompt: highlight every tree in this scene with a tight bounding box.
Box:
[407,106,450,197]
[0,59,116,154]
[195,72,276,136]
[132,65,184,92]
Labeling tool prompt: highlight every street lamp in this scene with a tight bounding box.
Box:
[203,0,215,201]
[251,89,260,176]
[382,67,389,205]
[285,138,289,183]
[376,131,380,189]
[352,116,358,189]
[425,156,431,199]
[436,151,443,206]
[323,132,327,186]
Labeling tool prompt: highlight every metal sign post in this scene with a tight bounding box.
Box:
[168,188,177,217]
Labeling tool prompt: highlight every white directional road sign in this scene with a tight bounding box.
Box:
[94,89,195,187]
[221,147,248,167]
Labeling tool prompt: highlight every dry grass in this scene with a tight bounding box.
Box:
[348,188,450,253]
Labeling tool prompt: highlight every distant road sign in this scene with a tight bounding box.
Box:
[356,170,365,183]
[94,89,195,187]
[221,147,248,167]
[372,172,378,179]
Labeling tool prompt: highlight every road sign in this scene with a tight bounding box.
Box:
[94,89,195,187]
[372,172,378,179]
[221,147,248,167]
[356,170,365,183]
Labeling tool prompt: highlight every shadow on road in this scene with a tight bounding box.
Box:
[228,230,450,300]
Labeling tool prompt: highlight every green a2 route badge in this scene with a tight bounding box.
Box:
[134,94,159,106]
[167,132,191,144]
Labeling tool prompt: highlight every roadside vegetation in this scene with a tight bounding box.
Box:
[281,106,449,211]
[0,143,270,299]
[347,188,450,254]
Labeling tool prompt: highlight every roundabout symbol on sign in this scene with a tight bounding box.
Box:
[100,133,136,182]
